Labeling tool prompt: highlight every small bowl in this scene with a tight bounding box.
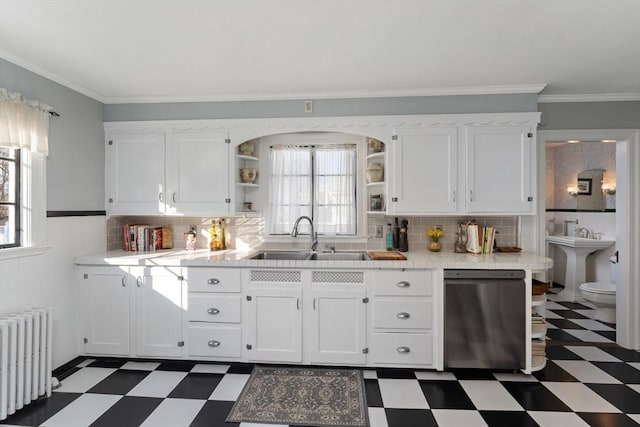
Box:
[240,168,257,183]
[367,138,384,153]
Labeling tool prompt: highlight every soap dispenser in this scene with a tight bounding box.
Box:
[385,224,394,251]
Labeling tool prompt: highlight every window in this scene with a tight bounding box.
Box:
[269,141,357,236]
[0,147,20,248]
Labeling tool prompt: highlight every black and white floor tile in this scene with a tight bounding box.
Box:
[2,289,639,427]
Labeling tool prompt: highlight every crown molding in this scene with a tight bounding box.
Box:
[538,93,640,103]
[0,48,106,103]
[103,84,547,104]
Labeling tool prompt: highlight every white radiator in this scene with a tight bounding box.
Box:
[0,308,53,421]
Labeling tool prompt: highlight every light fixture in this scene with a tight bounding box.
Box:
[602,182,616,195]
[601,139,616,143]
[567,140,580,144]
[567,186,578,196]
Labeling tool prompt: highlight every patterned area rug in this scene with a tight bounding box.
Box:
[227,366,369,426]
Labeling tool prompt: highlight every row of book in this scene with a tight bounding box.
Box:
[123,224,173,252]
[465,224,497,254]
[532,339,546,357]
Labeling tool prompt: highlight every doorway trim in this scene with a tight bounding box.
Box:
[537,129,640,350]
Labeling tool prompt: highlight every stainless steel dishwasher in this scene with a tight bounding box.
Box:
[444,269,526,370]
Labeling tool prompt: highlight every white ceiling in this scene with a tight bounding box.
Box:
[1,0,639,104]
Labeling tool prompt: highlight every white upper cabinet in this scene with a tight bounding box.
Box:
[167,131,230,215]
[465,125,534,214]
[106,133,166,215]
[105,126,231,216]
[389,127,458,214]
[388,115,538,215]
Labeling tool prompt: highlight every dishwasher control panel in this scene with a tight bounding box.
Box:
[443,269,525,280]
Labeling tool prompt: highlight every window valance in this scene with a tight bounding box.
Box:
[0,88,51,155]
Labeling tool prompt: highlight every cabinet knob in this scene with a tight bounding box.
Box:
[207,308,220,315]
[208,340,220,347]
[396,346,411,354]
[396,281,410,288]
[396,312,410,319]
[207,278,220,285]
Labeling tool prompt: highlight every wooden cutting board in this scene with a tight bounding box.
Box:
[368,251,407,260]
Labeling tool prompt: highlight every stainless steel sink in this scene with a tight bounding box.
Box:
[247,251,369,261]
[310,252,369,261]
[248,251,313,260]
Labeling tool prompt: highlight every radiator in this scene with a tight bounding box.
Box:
[0,308,53,421]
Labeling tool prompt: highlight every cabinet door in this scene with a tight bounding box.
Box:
[133,267,184,358]
[308,287,367,365]
[466,126,534,213]
[245,287,302,363]
[167,131,230,216]
[389,127,458,214]
[106,133,166,215]
[82,267,130,356]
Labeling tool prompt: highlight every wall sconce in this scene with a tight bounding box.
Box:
[567,186,578,196]
[602,183,616,195]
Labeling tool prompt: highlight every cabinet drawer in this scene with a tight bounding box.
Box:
[188,294,241,323]
[187,268,241,292]
[374,270,432,296]
[374,298,432,329]
[373,332,433,365]
[187,324,242,358]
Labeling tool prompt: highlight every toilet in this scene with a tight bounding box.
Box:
[579,256,618,324]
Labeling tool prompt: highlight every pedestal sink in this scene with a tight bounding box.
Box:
[546,236,615,302]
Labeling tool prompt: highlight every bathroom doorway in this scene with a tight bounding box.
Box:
[538,129,640,350]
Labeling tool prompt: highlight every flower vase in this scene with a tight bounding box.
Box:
[428,241,442,252]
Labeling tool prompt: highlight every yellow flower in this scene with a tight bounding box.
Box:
[426,228,444,242]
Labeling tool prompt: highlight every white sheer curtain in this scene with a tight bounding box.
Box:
[269,145,312,234]
[0,88,51,155]
[314,146,356,235]
[269,143,356,235]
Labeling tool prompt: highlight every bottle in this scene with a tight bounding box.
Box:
[399,219,409,252]
[385,224,394,251]
[220,218,227,250]
[209,220,219,251]
[393,217,400,250]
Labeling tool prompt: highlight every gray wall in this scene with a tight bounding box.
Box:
[0,58,105,211]
[540,101,640,130]
[104,93,538,121]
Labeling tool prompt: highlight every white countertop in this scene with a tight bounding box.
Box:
[75,248,552,271]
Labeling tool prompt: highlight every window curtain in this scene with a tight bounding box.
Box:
[0,88,51,155]
[269,145,312,234]
[314,145,356,235]
[269,144,356,235]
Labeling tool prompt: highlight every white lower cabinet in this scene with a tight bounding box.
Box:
[187,324,243,358]
[308,286,367,365]
[373,332,433,365]
[244,269,368,365]
[82,266,185,358]
[185,268,243,360]
[82,267,130,356]
[246,287,303,363]
[371,269,439,369]
[82,264,440,368]
[132,267,185,358]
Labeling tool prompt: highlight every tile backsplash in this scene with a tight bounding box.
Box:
[107,215,518,252]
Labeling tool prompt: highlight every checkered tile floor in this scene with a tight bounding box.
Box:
[2,289,639,427]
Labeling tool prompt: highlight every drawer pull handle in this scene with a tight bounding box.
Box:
[207,278,220,285]
[208,340,220,347]
[397,281,410,288]
[396,346,411,354]
[207,308,220,315]
[396,312,410,319]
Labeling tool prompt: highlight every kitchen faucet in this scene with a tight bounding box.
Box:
[291,216,318,252]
